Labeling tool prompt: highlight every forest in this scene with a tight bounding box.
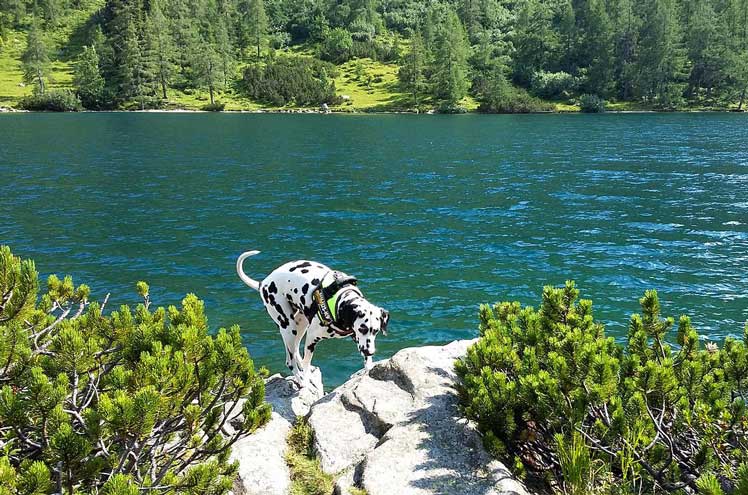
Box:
[1,0,747,111]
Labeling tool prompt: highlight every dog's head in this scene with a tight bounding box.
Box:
[338,294,389,368]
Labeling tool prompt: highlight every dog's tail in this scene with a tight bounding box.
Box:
[236,250,262,291]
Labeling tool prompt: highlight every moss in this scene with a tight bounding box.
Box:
[285,417,334,495]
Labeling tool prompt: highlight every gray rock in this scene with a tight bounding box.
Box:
[230,368,323,495]
[307,340,530,495]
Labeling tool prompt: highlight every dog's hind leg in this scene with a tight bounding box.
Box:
[298,322,326,389]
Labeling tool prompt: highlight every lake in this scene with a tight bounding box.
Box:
[1,113,747,386]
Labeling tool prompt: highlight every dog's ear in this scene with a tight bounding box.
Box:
[380,309,390,336]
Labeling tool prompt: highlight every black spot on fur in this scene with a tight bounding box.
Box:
[311,278,320,286]
[302,283,309,294]
[359,324,369,334]
[301,269,309,274]
[292,329,297,335]
[307,343,316,352]
[289,261,312,272]
[268,281,278,294]
[304,305,316,321]
[262,287,269,304]
[300,295,306,306]
[286,294,293,302]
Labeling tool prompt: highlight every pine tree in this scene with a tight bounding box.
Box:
[432,8,469,106]
[0,246,271,494]
[190,44,222,104]
[73,45,105,108]
[398,27,427,108]
[239,0,267,58]
[611,0,639,99]
[38,0,61,27]
[511,0,558,86]
[557,0,575,73]
[635,0,686,107]
[21,21,50,95]
[145,0,176,99]
[724,0,748,108]
[684,0,727,101]
[576,0,615,96]
[215,16,235,87]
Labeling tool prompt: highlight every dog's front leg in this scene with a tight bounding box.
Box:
[364,355,374,371]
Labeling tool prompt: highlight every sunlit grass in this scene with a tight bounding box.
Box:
[332,57,408,111]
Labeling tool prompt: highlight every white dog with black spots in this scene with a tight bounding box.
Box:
[236,251,389,388]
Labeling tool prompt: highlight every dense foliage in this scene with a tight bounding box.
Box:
[18,90,82,111]
[0,246,271,494]
[2,0,747,110]
[456,282,748,494]
[241,56,339,106]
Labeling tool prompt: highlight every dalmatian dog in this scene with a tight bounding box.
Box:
[236,250,389,388]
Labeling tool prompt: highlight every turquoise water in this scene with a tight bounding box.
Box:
[2,113,747,386]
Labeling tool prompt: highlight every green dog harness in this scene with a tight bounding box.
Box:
[312,270,358,327]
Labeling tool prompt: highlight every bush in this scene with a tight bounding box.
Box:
[456,282,748,494]
[319,27,353,63]
[19,90,82,111]
[242,56,340,107]
[202,102,226,111]
[579,93,606,113]
[530,70,578,99]
[477,72,553,113]
[0,246,271,494]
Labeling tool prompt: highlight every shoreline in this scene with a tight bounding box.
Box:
[1,105,745,115]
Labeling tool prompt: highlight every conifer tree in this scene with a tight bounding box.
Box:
[21,21,50,95]
[145,0,176,99]
[432,8,469,106]
[191,44,222,104]
[576,0,615,96]
[398,27,427,108]
[215,16,235,87]
[684,0,727,100]
[239,0,267,58]
[635,0,686,107]
[0,246,271,494]
[73,45,105,108]
[611,0,639,99]
[511,0,557,85]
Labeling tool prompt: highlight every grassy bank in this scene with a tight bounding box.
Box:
[0,18,743,114]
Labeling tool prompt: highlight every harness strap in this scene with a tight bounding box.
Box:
[313,270,358,327]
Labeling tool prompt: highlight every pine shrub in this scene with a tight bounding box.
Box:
[19,90,82,112]
[0,246,271,494]
[455,282,748,494]
[241,56,340,106]
[579,93,606,113]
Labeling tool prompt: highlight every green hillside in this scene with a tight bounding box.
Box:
[1,0,746,112]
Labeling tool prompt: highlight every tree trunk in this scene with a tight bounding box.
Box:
[161,77,167,99]
[209,85,215,105]
[739,86,746,111]
[37,69,44,95]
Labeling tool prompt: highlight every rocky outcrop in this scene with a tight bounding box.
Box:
[229,340,529,495]
[229,369,323,495]
[307,340,529,495]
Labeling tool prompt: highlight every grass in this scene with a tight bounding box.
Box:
[285,417,334,495]
[332,57,408,111]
